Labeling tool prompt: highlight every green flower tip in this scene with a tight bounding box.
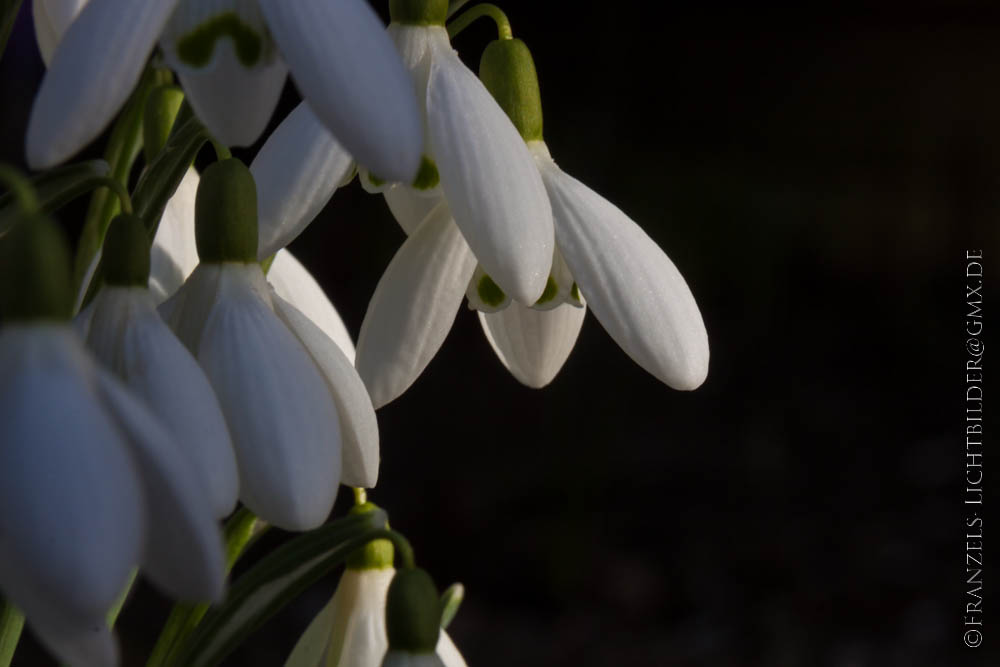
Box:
[477,274,506,307]
[195,158,258,264]
[143,85,185,164]
[479,38,543,142]
[385,568,442,653]
[103,214,151,287]
[0,215,72,322]
[176,12,262,68]
[534,275,558,305]
[389,0,447,26]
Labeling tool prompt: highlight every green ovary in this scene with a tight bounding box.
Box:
[177,12,263,67]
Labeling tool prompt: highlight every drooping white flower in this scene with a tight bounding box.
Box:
[76,214,240,518]
[0,216,225,667]
[251,2,553,304]
[26,0,422,184]
[160,158,378,530]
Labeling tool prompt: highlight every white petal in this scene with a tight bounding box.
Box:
[464,264,511,313]
[324,568,394,666]
[150,167,201,303]
[26,0,180,168]
[425,36,553,304]
[479,300,586,389]
[356,204,476,409]
[0,326,142,622]
[272,293,379,489]
[383,186,440,237]
[436,632,468,667]
[86,287,239,517]
[28,611,119,667]
[95,369,226,602]
[252,102,354,259]
[268,249,355,361]
[32,0,59,67]
[258,0,422,182]
[159,263,225,354]
[538,157,709,390]
[194,264,342,530]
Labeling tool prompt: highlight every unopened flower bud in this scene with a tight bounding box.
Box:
[383,568,442,664]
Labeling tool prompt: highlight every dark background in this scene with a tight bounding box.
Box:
[1,1,997,665]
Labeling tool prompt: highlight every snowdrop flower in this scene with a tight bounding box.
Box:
[0,214,225,667]
[26,0,422,185]
[286,506,466,667]
[251,0,554,305]
[161,158,378,530]
[76,213,240,518]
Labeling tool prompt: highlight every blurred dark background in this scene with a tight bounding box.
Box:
[1,1,997,665]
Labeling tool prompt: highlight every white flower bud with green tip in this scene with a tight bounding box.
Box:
[285,504,467,667]
[27,0,422,184]
[0,214,224,667]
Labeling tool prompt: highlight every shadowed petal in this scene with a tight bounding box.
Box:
[356,203,476,408]
[252,103,354,259]
[27,0,180,167]
[258,0,422,182]
[150,167,201,303]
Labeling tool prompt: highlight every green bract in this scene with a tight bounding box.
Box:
[195,158,258,264]
[102,214,151,287]
[479,38,543,142]
[385,568,442,653]
[0,215,72,322]
[346,503,395,571]
[389,0,448,26]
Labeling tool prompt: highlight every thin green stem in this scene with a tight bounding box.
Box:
[0,0,23,65]
[447,3,512,40]
[0,600,24,667]
[352,487,368,506]
[0,164,39,214]
[446,0,472,18]
[210,139,232,162]
[94,176,133,215]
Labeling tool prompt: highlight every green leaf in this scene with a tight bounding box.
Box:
[439,583,464,629]
[0,160,111,236]
[147,509,264,667]
[170,509,389,667]
[0,599,24,667]
[73,67,173,298]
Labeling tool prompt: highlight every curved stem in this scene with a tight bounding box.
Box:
[95,176,133,215]
[368,528,416,569]
[210,139,232,162]
[0,164,39,214]
[447,3,513,41]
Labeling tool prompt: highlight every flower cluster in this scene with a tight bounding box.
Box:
[0,0,709,665]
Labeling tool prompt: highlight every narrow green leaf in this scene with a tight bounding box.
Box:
[147,509,265,667]
[0,0,23,65]
[73,67,173,296]
[0,160,111,235]
[172,510,389,667]
[439,583,464,629]
[0,599,24,667]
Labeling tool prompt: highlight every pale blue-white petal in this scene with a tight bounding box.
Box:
[268,249,355,361]
[425,32,553,304]
[27,611,118,667]
[252,102,354,259]
[26,0,181,168]
[95,368,226,603]
[436,631,468,667]
[383,186,440,236]
[85,286,239,517]
[536,150,709,390]
[194,264,342,530]
[479,300,587,389]
[150,167,201,303]
[257,0,422,182]
[272,293,378,489]
[356,203,476,409]
[0,325,143,623]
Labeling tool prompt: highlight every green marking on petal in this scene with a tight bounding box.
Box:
[570,281,581,302]
[366,170,386,188]
[176,12,262,68]
[411,156,439,190]
[477,274,506,307]
[534,275,558,305]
